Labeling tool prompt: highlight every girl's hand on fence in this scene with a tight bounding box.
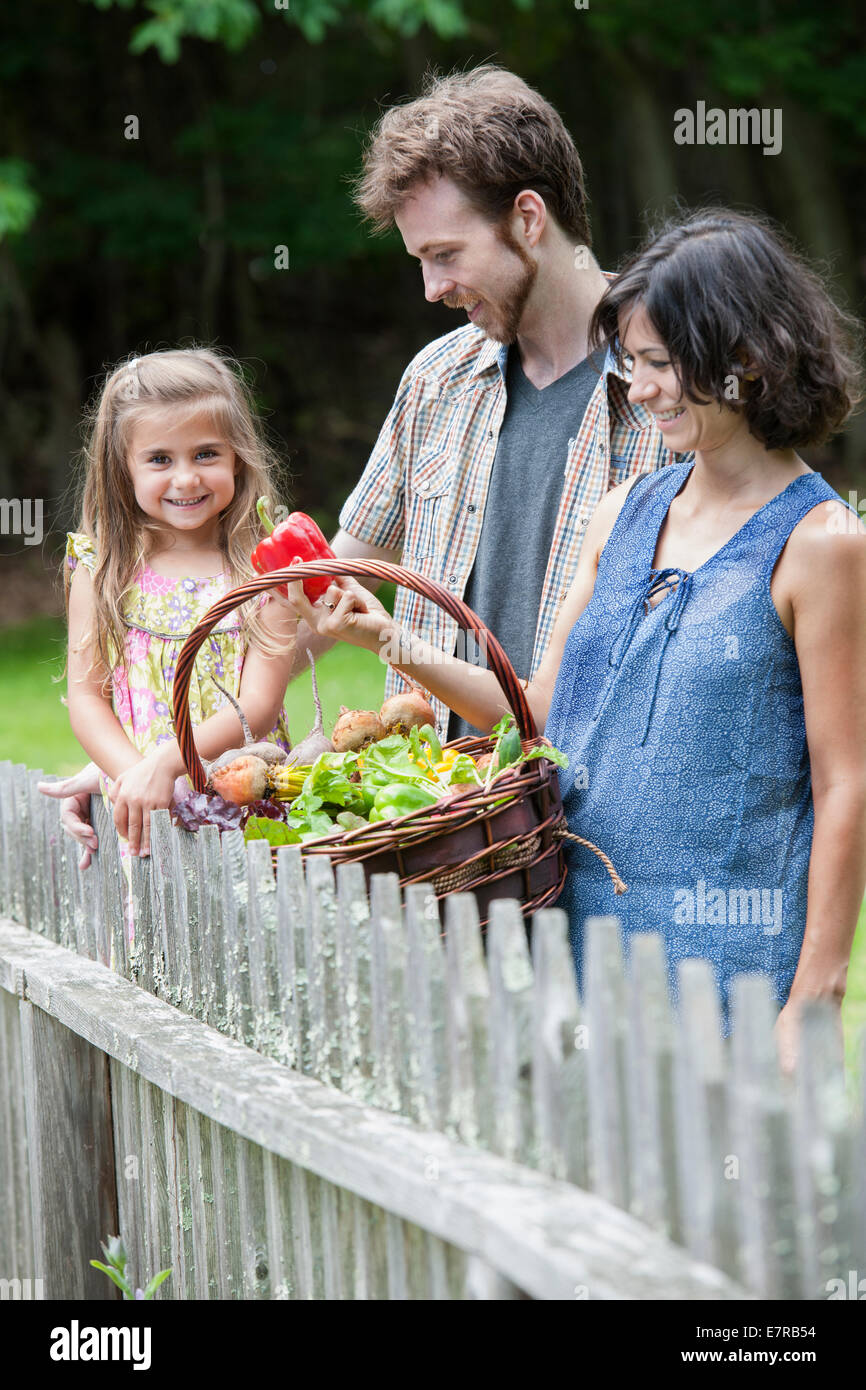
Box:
[37,763,101,869]
[285,576,394,657]
[108,750,177,857]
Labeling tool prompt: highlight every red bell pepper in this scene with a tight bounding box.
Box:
[251,498,336,602]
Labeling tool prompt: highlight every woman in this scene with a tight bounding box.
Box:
[289,210,866,1069]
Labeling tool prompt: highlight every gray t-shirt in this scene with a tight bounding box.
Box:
[447,347,604,743]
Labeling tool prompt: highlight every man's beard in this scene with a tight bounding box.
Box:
[446,221,538,345]
[489,220,538,343]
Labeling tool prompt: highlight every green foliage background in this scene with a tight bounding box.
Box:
[0,0,864,555]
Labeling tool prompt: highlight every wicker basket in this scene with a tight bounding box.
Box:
[171,559,625,926]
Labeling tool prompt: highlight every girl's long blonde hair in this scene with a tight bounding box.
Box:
[69,347,287,678]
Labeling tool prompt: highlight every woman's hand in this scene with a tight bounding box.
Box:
[37,763,102,869]
[773,999,802,1076]
[107,747,178,857]
[773,993,844,1076]
[285,576,394,657]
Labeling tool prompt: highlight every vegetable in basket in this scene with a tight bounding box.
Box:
[203,650,333,804]
[207,678,288,771]
[264,718,569,839]
[479,713,568,789]
[379,688,436,736]
[282,648,334,768]
[332,682,435,750]
[367,782,440,823]
[203,678,281,805]
[178,700,568,840]
[332,707,385,751]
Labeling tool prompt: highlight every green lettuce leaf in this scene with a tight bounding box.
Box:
[244,817,302,846]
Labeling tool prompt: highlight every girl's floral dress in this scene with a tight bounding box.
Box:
[67,533,292,951]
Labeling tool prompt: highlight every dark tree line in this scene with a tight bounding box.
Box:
[1,0,863,554]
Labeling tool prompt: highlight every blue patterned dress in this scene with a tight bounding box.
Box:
[544,462,849,1024]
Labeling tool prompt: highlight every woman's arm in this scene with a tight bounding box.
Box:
[775,508,866,1065]
[285,481,633,734]
[284,527,405,684]
[37,763,102,869]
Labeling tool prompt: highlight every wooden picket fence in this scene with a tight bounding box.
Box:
[0,760,864,1300]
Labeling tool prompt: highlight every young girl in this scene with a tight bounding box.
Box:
[58,347,296,913]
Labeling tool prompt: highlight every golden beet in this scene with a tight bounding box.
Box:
[209,754,269,805]
[332,707,386,751]
[379,691,436,735]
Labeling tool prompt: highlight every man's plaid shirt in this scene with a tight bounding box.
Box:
[339,321,684,740]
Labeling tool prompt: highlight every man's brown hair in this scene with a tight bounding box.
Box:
[354,65,591,246]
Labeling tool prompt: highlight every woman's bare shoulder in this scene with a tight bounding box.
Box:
[788,495,866,549]
[592,469,646,526]
[584,468,655,558]
[778,495,866,603]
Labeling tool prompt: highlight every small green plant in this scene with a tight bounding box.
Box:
[90,1234,172,1300]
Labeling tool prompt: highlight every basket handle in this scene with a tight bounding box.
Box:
[172,558,537,793]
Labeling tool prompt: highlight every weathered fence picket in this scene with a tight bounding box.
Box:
[220,826,251,1045]
[211,1119,245,1298]
[110,1057,141,1288]
[624,932,678,1239]
[674,959,737,1279]
[531,909,587,1187]
[487,898,535,1168]
[193,824,222,1028]
[0,988,35,1282]
[186,1105,219,1299]
[368,873,406,1117]
[245,840,284,1064]
[443,893,491,1148]
[333,863,379,1296]
[794,1002,856,1301]
[96,795,127,978]
[18,996,116,1299]
[0,759,863,1301]
[585,914,631,1208]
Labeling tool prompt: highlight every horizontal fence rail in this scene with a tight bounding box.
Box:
[0,918,740,1301]
[1,761,864,1300]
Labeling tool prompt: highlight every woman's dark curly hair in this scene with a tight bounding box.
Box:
[590,209,862,451]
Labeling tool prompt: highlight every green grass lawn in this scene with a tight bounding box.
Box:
[2,613,864,1094]
[0,615,391,776]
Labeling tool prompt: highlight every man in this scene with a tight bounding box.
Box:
[312,63,682,742]
[44,63,682,852]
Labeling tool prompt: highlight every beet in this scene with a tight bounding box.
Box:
[210,754,269,805]
[207,677,288,772]
[332,706,386,752]
[379,690,436,736]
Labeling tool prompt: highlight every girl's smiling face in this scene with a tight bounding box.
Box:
[621,302,749,455]
[127,406,237,542]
